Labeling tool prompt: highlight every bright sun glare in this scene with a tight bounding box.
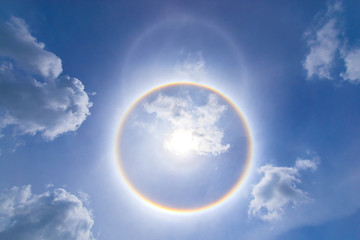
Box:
[164,129,197,156]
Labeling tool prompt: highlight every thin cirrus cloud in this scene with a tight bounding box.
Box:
[248,157,319,221]
[143,93,230,156]
[0,17,92,140]
[0,185,95,240]
[303,1,360,83]
[174,51,206,81]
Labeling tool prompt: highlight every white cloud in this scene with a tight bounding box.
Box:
[295,158,319,171]
[0,17,92,140]
[248,157,319,221]
[0,185,95,240]
[303,2,342,79]
[0,70,92,140]
[144,93,229,156]
[46,183,55,188]
[174,52,206,81]
[0,17,62,79]
[341,47,360,82]
[303,1,360,83]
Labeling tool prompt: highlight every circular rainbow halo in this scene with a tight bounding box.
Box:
[116,82,252,213]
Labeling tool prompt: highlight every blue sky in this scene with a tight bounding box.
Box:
[0,0,360,239]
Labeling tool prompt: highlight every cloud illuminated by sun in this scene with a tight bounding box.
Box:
[144,93,230,156]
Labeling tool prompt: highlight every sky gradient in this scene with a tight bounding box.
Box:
[0,1,360,239]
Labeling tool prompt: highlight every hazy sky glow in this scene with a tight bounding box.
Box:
[1,1,360,240]
[116,82,252,213]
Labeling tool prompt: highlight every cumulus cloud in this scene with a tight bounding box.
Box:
[174,52,206,81]
[0,17,62,79]
[0,185,95,240]
[0,69,92,140]
[0,17,92,140]
[303,2,342,79]
[248,157,319,221]
[144,93,230,156]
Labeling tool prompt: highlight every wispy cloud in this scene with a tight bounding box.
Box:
[143,93,229,156]
[0,185,95,240]
[248,157,319,221]
[303,1,360,83]
[0,17,92,140]
[340,47,360,83]
[303,1,342,80]
[174,51,206,81]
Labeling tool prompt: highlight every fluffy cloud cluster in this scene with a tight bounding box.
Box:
[0,185,95,240]
[0,17,92,140]
[248,157,319,221]
[303,1,360,83]
[144,93,230,156]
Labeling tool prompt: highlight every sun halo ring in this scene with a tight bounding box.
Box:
[115,82,253,214]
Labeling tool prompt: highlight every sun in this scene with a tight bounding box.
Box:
[164,129,197,156]
[116,82,253,213]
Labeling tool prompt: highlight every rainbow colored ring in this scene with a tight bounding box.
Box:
[115,82,253,213]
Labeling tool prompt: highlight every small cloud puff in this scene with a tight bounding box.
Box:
[248,157,319,221]
[341,48,360,82]
[144,93,229,156]
[295,158,319,171]
[0,185,95,240]
[0,17,92,140]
